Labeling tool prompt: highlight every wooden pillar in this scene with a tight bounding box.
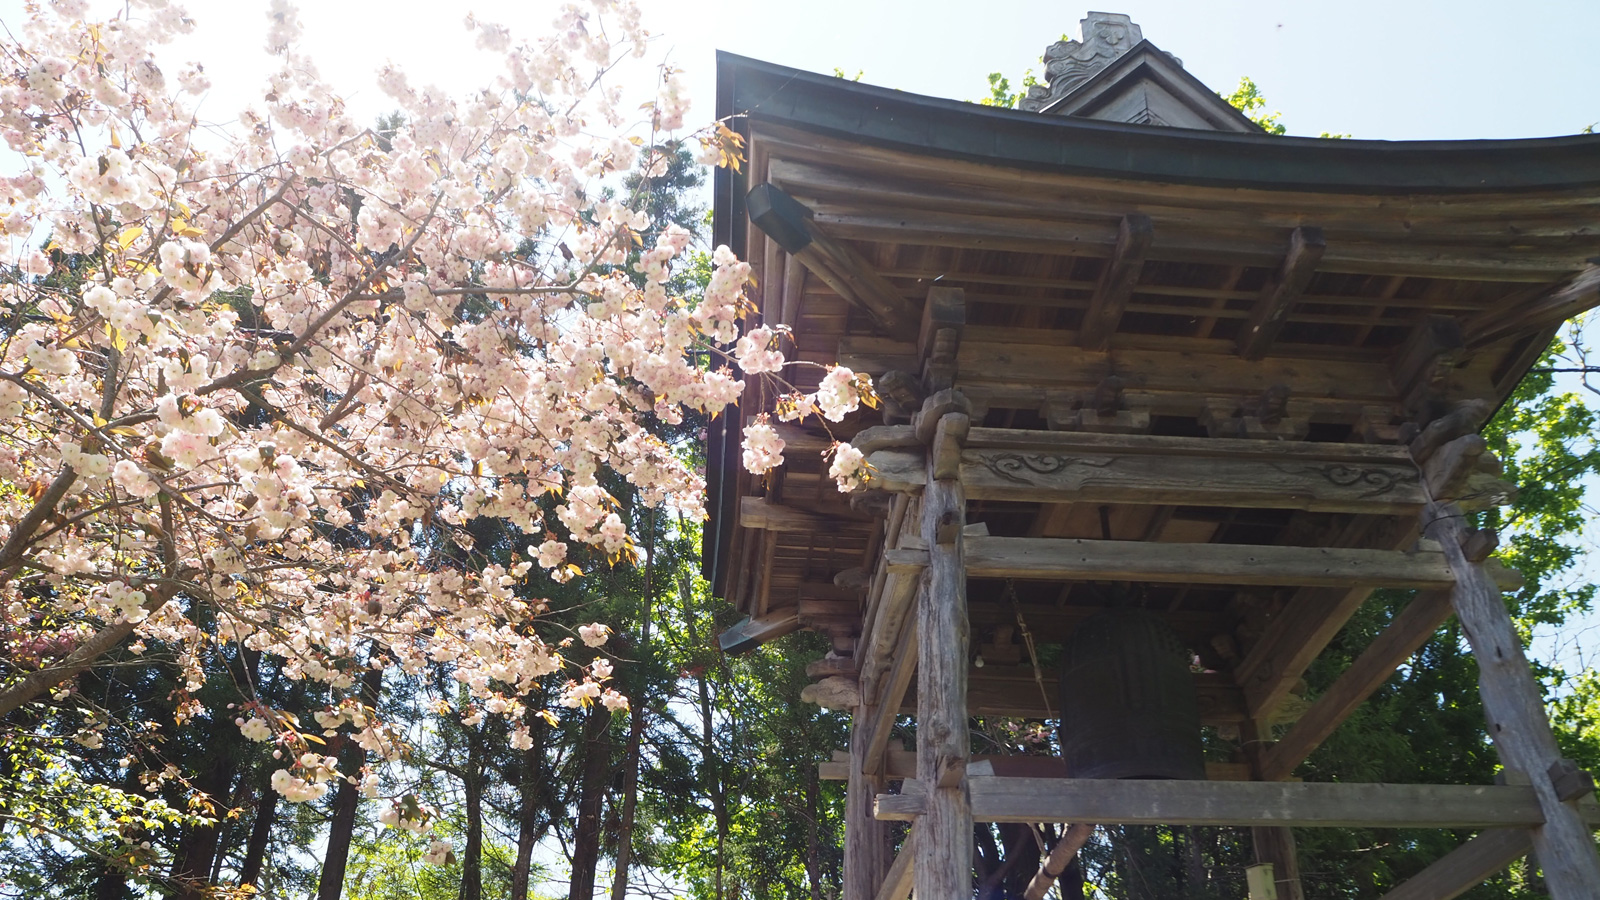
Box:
[845,706,889,900]
[915,410,973,900]
[1422,499,1600,895]
[1250,826,1306,900]
[1241,720,1306,900]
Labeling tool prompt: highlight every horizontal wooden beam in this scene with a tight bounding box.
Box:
[904,667,1248,725]
[718,609,800,655]
[1377,828,1532,900]
[1260,590,1455,781]
[962,536,1454,588]
[823,750,1250,782]
[875,776,1598,829]
[740,496,873,533]
[957,446,1425,514]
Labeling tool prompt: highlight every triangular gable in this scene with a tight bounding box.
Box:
[1038,40,1262,132]
[1018,12,1261,133]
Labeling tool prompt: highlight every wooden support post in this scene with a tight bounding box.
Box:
[1241,718,1306,900]
[1250,826,1306,900]
[1023,822,1094,900]
[1422,498,1600,895]
[1237,226,1326,360]
[915,409,973,900]
[844,705,889,900]
[1377,828,1533,900]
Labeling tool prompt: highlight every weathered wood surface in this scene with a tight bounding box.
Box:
[1238,226,1328,359]
[962,536,1454,588]
[823,749,1251,782]
[1260,590,1455,781]
[746,183,919,341]
[904,666,1250,725]
[874,825,915,900]
[1024,822,1095,900]
[863,617,917,778]
[844,706,889,900]
[1079,214,1154,350]
[957,445,1425,513]
[739,496,873,533]
[1423,498,1600,895]
[1233,516,1420,719]
[915,411,973,900]
[1377,828,1533,900]
[718,609,800,655]
[876,777,1597,828]
[1251,826,1306,900]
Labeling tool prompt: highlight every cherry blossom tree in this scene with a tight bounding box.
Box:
[0,0,868,860]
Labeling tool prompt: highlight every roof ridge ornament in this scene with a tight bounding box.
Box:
[1020,12,1181,112]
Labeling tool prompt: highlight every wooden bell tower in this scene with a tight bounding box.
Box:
[705,13,1600,898]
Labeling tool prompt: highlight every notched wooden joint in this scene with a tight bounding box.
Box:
[1549,758,1597,802]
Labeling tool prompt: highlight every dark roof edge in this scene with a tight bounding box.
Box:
[716,51,1600,195]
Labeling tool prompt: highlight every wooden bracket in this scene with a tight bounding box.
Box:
[1237,226,1326,359]
[919,286,966,394]
[1549,758,1597,802]
[746,183,920,342]
[1079,214,1154,350]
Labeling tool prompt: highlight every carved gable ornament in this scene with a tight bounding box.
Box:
[1022,12,1179,111]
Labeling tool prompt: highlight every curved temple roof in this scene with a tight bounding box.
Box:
[703,51,1600,646]
[714,51,1600,194]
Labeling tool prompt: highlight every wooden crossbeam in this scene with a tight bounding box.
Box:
[824,749,1251,782]
[746,183,920,342]
[1024,823,1095,900]
[961,536,1454,588]
[1378,829,1532,900]
[1078,214,1154,350]
[875,777,1595,829]
[1239,225,1327,359]
[874,825,916,900]
[864,430,1429,512]
[1260,590,1455,781]
[717,609,800,655]
[863,618,917,777]
[905,667,1249,725]
[739,496,872,533]
[1232,515,1416,719]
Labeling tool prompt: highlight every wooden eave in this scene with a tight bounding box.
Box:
[702,54,1600,690]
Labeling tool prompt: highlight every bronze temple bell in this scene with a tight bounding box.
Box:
[1059,609,1206,780]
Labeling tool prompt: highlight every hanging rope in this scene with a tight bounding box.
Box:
[1004,578,1054,718]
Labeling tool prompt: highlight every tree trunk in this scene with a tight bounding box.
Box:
[170,740,243,898]
[568,705,612,900]
[681,576,730,900]
[609,522,655,900]
[511,726,552,900]
[315,665,384,900]
[238,761,279,888]
[458,726,485,900]
[805,767,823,900]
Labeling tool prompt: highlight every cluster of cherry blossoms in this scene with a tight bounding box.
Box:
[0,0,873,839]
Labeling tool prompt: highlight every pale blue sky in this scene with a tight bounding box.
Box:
[23,0,1591,141]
